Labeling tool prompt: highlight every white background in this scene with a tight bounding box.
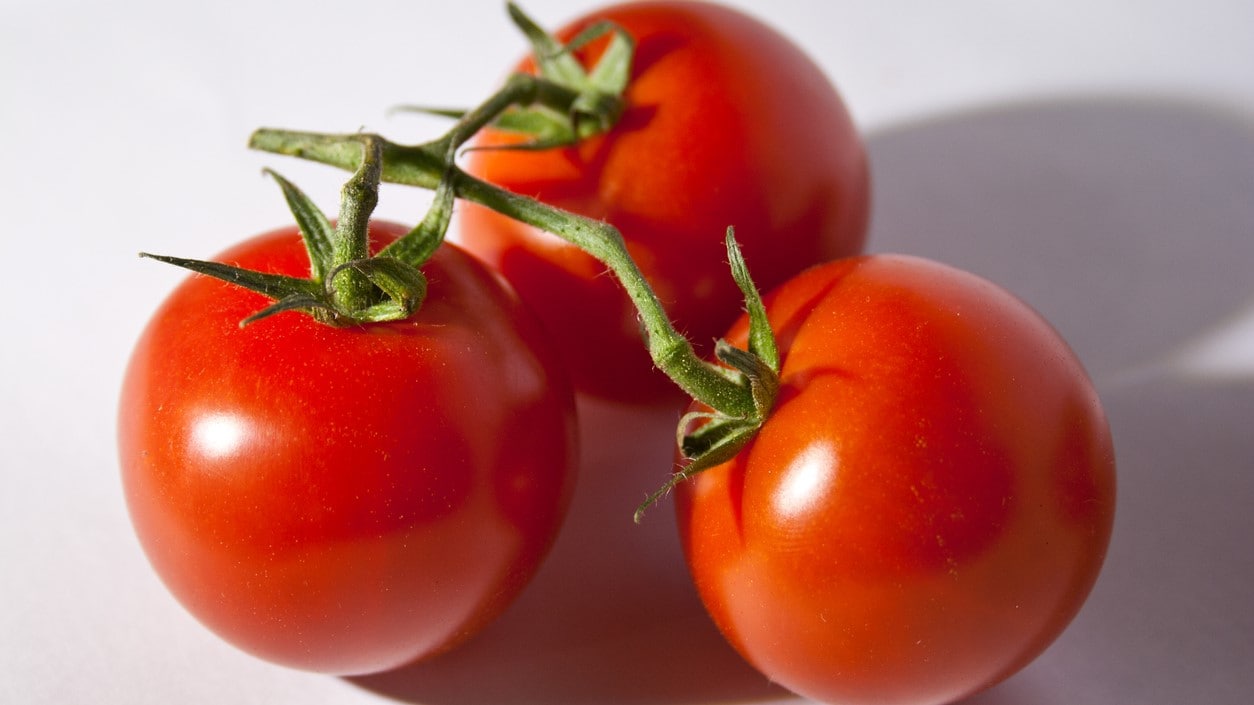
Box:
[3,0,1253,703]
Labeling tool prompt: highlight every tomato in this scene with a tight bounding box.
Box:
[674,255,1116,705]
[118,222,577,675]
[458,0,869,403]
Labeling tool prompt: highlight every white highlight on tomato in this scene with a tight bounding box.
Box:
[191,413,247,459]
[775,442,837,518]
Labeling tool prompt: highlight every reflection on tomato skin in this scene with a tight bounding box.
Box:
[676,255,1116,705]
[119,223,577,675]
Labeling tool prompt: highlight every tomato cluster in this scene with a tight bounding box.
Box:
[119,2,1114,703]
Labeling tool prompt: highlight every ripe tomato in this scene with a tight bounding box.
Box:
[458,0,869,402]
[118,222,577,675]
[674,256,1116,705]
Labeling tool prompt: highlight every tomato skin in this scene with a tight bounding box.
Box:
[118,222,577,675]
[459,0,869,402]
[675,256,1116,705]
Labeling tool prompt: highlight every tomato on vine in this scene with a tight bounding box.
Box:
[118,148,576,675]
[241,7,1115,699]
[672,255,1117,705]
[456,0,870,402]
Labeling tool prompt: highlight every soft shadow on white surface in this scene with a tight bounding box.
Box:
[869,97,1254,705]
[351,397,787,705]
[350,95,1254,705]
[867,95,1254,385]
[961,377,1254,705]
[963,380,1254,705]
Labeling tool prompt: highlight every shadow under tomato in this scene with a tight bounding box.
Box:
[864,96,1254,704]
[349,395,785,705]
[960,377,1254,705]
[865,94,1254,386]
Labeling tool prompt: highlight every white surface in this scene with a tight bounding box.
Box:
[3,1,1253,703]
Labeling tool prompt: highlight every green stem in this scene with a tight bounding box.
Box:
[328,137,384,314]
[435,79,755,415]
[452,170,753,417]
[251,127,752,417]
[441,72,580,150]
[250,129,445,191]
[248,72,580,186]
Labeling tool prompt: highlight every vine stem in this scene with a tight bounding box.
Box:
[452,169,754,419]
[237,5,783,519]
[328,136,383,313]
[443,72,586,150]
[248,125,754,418]
[248,22,779,436]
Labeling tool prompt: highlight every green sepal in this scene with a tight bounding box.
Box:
[682,420,758,474]
[573,21,632,136]
[715,340,779,421]
[139,253,335,326]
[265,169,335,281]
[491,3,632,149]
[139,252,321,301]
[635,233,783,522]
[725,227,780,373]
[577,20,633,95]
[472,105,577,151]
[635,416,758,524]
[507,1,589,87]
[241,293,335,327]
[380,169,456,268]
[678,409,754,459]
[563,18,633,136]
[387,105,468,121]
[327,257,428,323]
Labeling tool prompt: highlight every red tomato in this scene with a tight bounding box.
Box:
[675,255,1116,705]
[458,0,869,402]
[118,222,577,675]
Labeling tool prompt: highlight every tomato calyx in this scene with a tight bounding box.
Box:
[141,138,456,327]
[391,2,633,151]
[497,1,633,146]
[633,228,781,522]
